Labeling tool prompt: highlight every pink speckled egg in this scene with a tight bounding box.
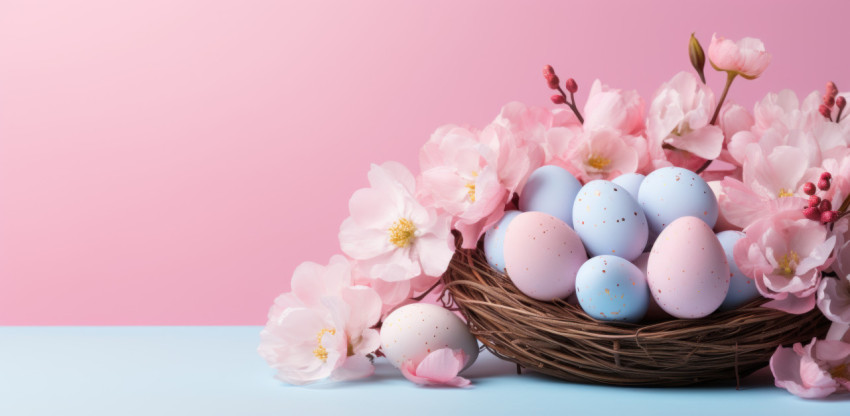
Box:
[646,216,730,318]
[504,211,587,301]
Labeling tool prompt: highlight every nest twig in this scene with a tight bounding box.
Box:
[441,238,831,386]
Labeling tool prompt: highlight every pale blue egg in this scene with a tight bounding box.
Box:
[575,255,649,323]
[572,180,648,261]
[612,173,645,201]
[519,165,582,226]
[483,210,522,273]
[716,230,759,311]
[638,167,718,235]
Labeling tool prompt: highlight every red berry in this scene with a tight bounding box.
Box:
[804,206,822,221]
[821,210,839,224]
[821,172,832,181]
[838,96,847,109]
[819,199,832,212]
[818,178,831,191]
[808,195,821,207]
[550,94,566,104]
[803,182,817,195]
[565,78,578,94]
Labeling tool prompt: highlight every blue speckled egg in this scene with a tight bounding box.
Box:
[519,165,582,225]
[612,173,645,201]
[483,210,522,273]
[575,255,649,322]
[638,167,718,235]
[716,230,759,311]
[572,180,648,261]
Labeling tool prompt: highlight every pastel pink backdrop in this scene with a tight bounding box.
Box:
[1,0,847,324]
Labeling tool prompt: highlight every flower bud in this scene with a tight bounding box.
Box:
[818,177,831,191]
[819,199,832,212]
[838,96,847,110]
[821,172,832,181]
[550,94,566,104]
[824,95,836,108]
[808,195,821,207]
[543,65,560,89]
[803,182,817,195]
[803,206,821,221]
[820,104,832,119]
[689,33,707,84]
[565,78,578,94]
[827,81,839,98]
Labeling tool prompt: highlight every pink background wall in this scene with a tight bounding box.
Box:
[1,0,847,325]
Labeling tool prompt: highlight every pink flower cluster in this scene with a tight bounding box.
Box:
[258,32,850,395]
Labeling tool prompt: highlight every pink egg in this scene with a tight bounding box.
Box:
[646,216,730,318]
[504,212,587,301]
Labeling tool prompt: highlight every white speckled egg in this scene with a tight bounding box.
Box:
[572,180,648,261]
[519,165,582,225]
[575,255,649,323]
[638,167,718,235]
[504,211,587,300]
[379,303,479,370]
[612,173,645,201]
[647,216,730,319]
[483,210,522,273]
[716,230,759,311]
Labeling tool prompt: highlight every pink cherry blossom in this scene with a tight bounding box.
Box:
[419,123,543,248]
[561,128,641,182]
[819,275,850,325]
[259,256,382,385]
[583,79,646,137]
[477,123,545,196]
[492,102,579,165]
[708,34,771,79]
[818,218,850,325]
[719,144,821,228]
[770,337,850,399]
[492,101,580,146]
[339,162,455,281]
[400,348,471,388]
[646,71,724,167]
[733,210,835,314]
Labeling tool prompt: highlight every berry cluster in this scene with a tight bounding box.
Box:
[819,81,846,122]
[802,172,838,223]
[543,65,584,124]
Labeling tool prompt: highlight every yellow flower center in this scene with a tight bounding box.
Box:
[465,171,478,203]
[388,218,417,248]
[586,154,611,171]
[777,251,800,276]
[465,183,476,202]
[313,328,336,362]
[778,188,794,198]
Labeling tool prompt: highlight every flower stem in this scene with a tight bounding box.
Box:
[555,86,584,124]
[696,72,738,175]
[710,71,737,125]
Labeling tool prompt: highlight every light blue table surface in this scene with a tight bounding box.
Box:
[0,327,847,415]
